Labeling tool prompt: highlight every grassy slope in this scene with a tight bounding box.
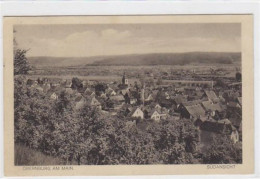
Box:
[15,144,66,166]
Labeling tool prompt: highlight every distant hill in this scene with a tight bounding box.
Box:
[91,52,241,66]
[28,52,241,67]
[27,56,105,67]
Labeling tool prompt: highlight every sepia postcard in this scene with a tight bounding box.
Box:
[3,15,254,176]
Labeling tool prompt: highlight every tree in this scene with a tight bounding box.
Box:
[71,77,83,90]
[54,91,72,114]
[156,77,163,85]
[236,72,242,82]
[14,49,31,75]
[215,79,227,88]
[202,134,242,164]
[95,83,107,96]
[13,29,31,75]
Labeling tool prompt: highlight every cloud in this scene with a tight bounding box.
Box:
[15,27,240,57]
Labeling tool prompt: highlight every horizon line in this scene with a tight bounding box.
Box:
[27,51,242,59]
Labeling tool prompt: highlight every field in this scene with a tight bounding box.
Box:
[28,64,239,82]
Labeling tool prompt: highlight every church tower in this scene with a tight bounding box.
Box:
[122,72,128,85]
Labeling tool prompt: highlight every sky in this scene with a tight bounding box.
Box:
[14,23,241,57]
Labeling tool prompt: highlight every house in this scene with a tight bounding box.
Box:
[62,80,72,88]
[86,96,101,109]
[75,95,86,110]
[47,91,58,100]
[202,90,219,103]
[50,82,60,88]
[65,88,74,95]
[159,98,173,108]
[145,93,153,102]
[100,92,107,99]
[106,89,117,96]
[84,87,92,93]
[130,98,137,105]
[165,92,170,99]
[120,88,130,96]
[199,118,239,143]
[35,85,44,92]
[172,95,188,109]
[195,90,204,98]
[106,87,117,96]
[150,103,162,112]
[128,107,144,119]
[31,80,39,88]
[43,83,51,93]
[160,108,168,120]
[201,101,223,116]
[84,89,96,97]
[120,104,133,116]
[180,104,205,119]
[149,110,161,122]
[110,95,125,102]
[230,127,239,143]
[178,99,204,111]
[175,87,185,93]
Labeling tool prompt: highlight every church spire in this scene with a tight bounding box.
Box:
[122,72,128,85]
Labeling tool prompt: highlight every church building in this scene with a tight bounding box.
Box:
[122,72,129,86]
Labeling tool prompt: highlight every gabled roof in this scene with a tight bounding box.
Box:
[106,86,116,93]
[195,90,204,97]
[46,90,56,97]
[106,89,116,96]
[110,95,125,101]
[42,83,51,91]
[65,88,74,95]
[204,90,219,101]
[218,118,232,125]
[200,119,233,134]
[128,107,143,117]
[35,85,44,92]
[85,96,101,106]
[182,99,204,106]
[201,101,223,112]
[185,104,205,118]
[173,95,188,104]
[75,96,86,110]
[149,103,161,109]
[84,89,95,96]
[148,109,160,117]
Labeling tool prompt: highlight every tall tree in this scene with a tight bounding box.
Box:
[13,29,31,75]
